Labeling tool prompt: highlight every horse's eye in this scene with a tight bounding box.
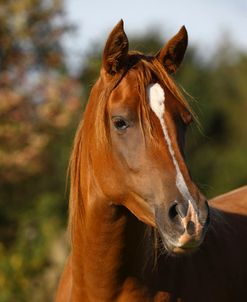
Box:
[112,117,129,131]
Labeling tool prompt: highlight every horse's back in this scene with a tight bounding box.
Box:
[209,185,247,214]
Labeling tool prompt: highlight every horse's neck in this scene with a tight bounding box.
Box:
[71,192,150,301]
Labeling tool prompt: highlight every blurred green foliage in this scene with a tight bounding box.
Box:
[177,46,247,196]
[0,2,246,301]
[0,1,82,301]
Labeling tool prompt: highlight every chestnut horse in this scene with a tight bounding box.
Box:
[55,20,247,302]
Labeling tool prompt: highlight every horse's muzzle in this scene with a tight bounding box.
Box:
[155,200,210,255]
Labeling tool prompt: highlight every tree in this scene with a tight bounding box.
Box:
[0,1,83,301]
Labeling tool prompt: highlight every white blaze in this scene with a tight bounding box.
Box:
[147,83,194,204]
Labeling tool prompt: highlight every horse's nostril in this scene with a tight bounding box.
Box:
[168,202,189,221]
[176,203,188,218]
[168,202,178,220]
[204,200,210,226]
[186,220,196,235]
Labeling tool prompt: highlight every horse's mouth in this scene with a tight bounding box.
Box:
[171,240,202,255]
[162,236,201,256]
[157,223,208,256]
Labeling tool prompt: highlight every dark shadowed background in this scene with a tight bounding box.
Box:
[0,1,246,301]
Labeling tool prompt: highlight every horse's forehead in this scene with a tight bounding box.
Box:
[109,72,140,107]
[123,69,139,83]
[120,70,139,93]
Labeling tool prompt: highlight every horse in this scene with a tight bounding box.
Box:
[55,20,247,302]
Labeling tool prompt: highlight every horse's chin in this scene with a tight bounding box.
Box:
[169,243,200,256]
[165,242,200,257]
[159,232,202,257]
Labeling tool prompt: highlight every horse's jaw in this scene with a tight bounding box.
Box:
[123,193,156,227]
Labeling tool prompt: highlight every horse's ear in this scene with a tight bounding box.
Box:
[156,26,188,74]
[102,20,129,75]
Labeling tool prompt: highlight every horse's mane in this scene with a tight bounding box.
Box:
[68,52,196,240]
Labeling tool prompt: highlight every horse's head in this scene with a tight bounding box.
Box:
[81,20,209,255]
